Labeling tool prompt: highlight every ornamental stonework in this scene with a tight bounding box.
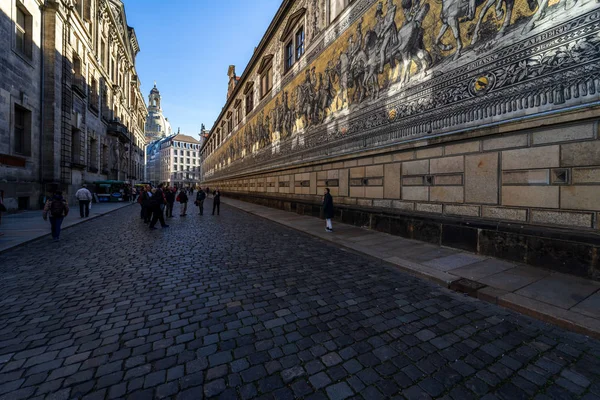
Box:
[203,0,600,180]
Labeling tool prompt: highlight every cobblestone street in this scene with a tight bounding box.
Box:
[0,201,599,400]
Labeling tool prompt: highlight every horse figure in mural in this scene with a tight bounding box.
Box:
[390,1,432,85]
[435,0,482,60]
[281,92,294,139]
[295,84,312,129]
[333,53,350,109]
[314,72,336,123]
[352,30,381,101]
[338,50,366,105]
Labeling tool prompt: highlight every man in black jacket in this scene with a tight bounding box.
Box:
[196,187,207,215]
[212,188,221,216]
[149,184,169,230]
[164,187,175,218]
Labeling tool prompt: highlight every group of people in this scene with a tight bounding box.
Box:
[39,183,332,240]
[138,185,222,230]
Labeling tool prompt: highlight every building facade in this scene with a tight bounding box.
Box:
[201,0,600,279]
[0,0,147,210]
[146,133,201,187]
[144,83,172,144]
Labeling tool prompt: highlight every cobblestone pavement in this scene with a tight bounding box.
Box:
[0,201,599,400]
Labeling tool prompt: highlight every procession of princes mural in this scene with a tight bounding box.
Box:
[205,0,600,176]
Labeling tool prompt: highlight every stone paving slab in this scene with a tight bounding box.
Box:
[222,197,600,339]
[0,200,599,399]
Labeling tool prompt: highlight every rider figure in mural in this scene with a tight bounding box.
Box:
[378,0,398,73]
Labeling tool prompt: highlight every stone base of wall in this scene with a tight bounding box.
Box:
[225,192,600,281]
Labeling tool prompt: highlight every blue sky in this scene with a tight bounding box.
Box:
[124,0,282,138]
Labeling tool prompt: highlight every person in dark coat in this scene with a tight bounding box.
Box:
[141,185,152,223]
[178,189,189,217]
[323,187,334,232]
[212,188,221,216]
[164,187,175,218]
[195,187,206,215]
[149,184,169,230]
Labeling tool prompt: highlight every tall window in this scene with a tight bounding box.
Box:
[72,55,84,93]
[90,77,99,110]
[228,119,233,134]
[245,91,254,116]
[14,105,31,156]
[296,27,305,60]
[100,39,106,68]
[285,41,294,72]
[15,5,32,58]
[71,128,82,164]
[89,137,97,169]
[260,66,272,98]
[75,0,84,17]
[101,144,108,171]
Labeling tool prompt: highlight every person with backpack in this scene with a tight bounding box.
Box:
[177,189,189,217]
[195,186,206,215]
[43,190,69,241]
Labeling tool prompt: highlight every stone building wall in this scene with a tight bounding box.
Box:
[0,0,44,210]
[0,0,147,210]
[202,0,600,277]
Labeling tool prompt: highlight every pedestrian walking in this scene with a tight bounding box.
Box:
[149,184,169,230]
[43,190,69,241]
[141,185,152,223]
[212,188,221,216]
[177,189,189,217]
[205,186,210,199]
[131,187,138,203]
[165,187,175,218]
[323,187,334,232]
[75,184,93,218]
[195,187,206,215]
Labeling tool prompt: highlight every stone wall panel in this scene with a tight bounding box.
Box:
[561,186,600,211]
[383,163,401,199]
[502,146,560,170]
[465,153,499,204]
[561,141,600,167]
[502,186,559,208]
[430,156,464,175]
[531,122,596,145]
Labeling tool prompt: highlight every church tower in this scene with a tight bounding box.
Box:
[145,83,172,144]
[148,83,161,109]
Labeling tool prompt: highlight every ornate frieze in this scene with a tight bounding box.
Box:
[204,0,600,180]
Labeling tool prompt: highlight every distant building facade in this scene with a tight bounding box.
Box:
[144,83,172,144]
[0,0,147,210]
[200,0,600,279]
[146,133,201,187]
